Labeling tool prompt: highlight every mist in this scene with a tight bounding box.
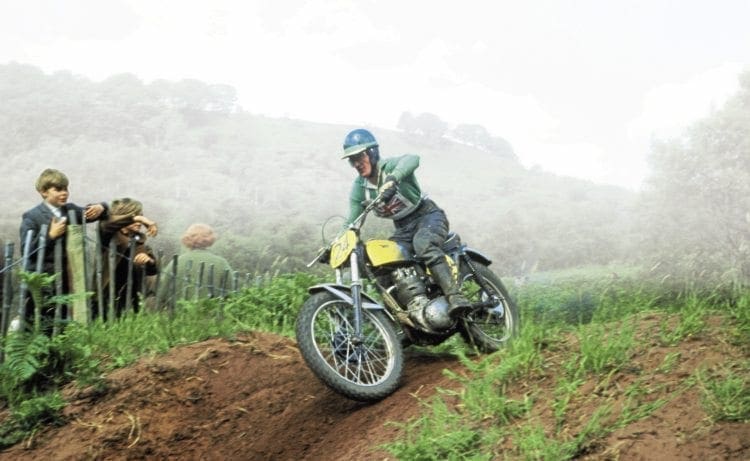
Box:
[2,1,748,191]
[1,63,748,287]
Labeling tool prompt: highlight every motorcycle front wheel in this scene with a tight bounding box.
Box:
[458,262,520,353]
[295,291,404,402]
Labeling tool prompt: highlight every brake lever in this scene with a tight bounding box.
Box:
[306,246,329,267]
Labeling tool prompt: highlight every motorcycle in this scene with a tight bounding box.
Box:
[295,196,520,402]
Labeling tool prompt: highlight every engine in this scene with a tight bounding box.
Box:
[390,266,453,331]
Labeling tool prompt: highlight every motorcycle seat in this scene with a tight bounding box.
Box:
[442,232,461,252]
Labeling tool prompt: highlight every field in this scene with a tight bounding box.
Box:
[0,270,747,460]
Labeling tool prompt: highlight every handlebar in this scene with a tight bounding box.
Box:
[307,192,385,267]
[350,192,385,230]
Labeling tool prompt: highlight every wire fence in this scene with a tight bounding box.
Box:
[0,211,263,354]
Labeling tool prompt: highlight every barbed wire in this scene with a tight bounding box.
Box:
[0,230,147,276]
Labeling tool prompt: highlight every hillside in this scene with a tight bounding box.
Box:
[1,313,747,460]
[0,63,637,278]
[1,114,635,277]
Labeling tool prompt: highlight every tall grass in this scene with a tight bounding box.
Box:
[728,287,750,349]
[697,362,750,423]
[0,271,323,447]
[383,267,750,460]
[1,266,748,454]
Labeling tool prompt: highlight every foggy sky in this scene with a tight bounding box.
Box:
[1,0,748,190]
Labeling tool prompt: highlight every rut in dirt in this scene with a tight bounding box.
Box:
[0,331,465,461]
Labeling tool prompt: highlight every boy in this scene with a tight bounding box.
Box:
[97,197,158,320]
[19,168,108,333]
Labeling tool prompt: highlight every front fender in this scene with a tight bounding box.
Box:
[464,248,492,266]
[308,283,385,310]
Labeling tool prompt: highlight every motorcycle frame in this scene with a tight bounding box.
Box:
[307,238,395,341]
[310,195,504,334]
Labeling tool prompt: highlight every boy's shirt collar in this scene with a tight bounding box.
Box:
[43,201,63,218]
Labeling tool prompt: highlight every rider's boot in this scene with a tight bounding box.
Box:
[429,260,472,318]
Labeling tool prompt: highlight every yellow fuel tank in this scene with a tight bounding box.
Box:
[364,239,411,267]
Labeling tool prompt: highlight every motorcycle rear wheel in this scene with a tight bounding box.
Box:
[458,262,520,352]
[295,291,404,402]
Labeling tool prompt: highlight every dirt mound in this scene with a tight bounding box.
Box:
[0,332,463,461]
[0,316,748,461]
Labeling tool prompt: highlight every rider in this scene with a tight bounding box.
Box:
[341,128,471,319]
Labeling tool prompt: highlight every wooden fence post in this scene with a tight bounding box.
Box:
[124,237,136,316]
[169,254,178,316]
[154,248,163,307]
[195,262,205,301]
[17,229,34,332]
[207,264,215,298]
[66,210,88,325]
[94,226,104,321]
[108,240,117,322]
[52,240,64,337]
[183,260,193,300]
[1,242,15,359]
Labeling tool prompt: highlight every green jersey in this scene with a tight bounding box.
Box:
[346,154,424,224]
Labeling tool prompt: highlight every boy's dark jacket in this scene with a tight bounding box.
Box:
[19,201,109,273]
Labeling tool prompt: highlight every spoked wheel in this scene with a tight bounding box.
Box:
[458,262,520,352]
[295,291,404,402]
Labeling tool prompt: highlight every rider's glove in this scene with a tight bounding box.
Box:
[379,175,398,202]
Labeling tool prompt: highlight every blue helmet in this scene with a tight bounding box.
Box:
[342,128,380,163]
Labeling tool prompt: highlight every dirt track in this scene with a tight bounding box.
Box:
[0,332,465,460]
[0,321,748,460]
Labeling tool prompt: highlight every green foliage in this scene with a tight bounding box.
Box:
[77,272,324,372]
[383,396,495,461]
[612,378,673,430]
[0,329,96,403]
[656,290,715,345]
[448,351,536,423]
[0,393,66,447]
[2,260,746,457]
[517,266,660,326]
[222,272,324,336]
[519,282,598,326]
[639,70,750,285]
[451,320,552,391]
[0,329,90,449]
[697,363,750,422]
[0,333,52,393]
[385,311,562,459]
[511,424,578,460]
[18,271,58,335]
[508,405,613,460]
[385,270,745,459]
[552,375,584,430]
[656,352,682,374]
[728,288,750,348]
[574,320,636,375]
[0,271,322,448]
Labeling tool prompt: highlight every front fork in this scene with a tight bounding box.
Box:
[347,247,365,343]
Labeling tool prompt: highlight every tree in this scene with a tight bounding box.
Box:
[396,111,416,133]
[397,111,447,142]
[451,123,516,160]
[413,112,448,141]
[452,123,491,147]
[638,70,750,285]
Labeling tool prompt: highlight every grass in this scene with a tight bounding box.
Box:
[381,267,750,460]
[1,265,749,456]
[697,362,750,423]
[0,271,322,447]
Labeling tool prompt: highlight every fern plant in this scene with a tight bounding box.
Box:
[1,333,52,395]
